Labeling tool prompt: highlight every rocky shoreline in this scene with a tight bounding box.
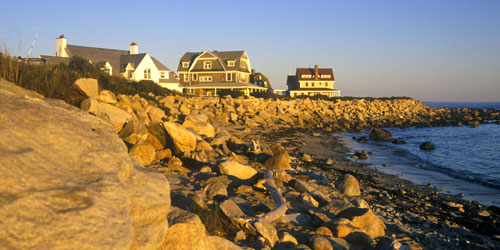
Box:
[2,78,499,250]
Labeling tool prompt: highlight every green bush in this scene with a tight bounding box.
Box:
[250,91,290,100]
[217,89,245,98]
[1,52,86,106]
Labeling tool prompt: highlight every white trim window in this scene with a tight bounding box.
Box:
[226,72,233,81]
[144,69,151,79]
[227,61,235,67]
[182,62,189,68]
[321,75,331,78]
[127,70,133,78]
[184,73,189,82]
[200,76,212,82]
[302,74,311,78]
[160,72,166,79]
[203,61,212,69]
[192,73,198,81]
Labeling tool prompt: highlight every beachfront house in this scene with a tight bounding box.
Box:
[40,35,181,91]
[176,50,269,96]
[286,65,340,97]
[250,69,272,89]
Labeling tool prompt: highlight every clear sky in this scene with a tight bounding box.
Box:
[1,0,499,102]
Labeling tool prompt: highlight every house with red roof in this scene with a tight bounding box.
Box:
[286,65,340,97]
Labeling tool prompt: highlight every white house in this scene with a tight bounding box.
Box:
[41,35,180,91]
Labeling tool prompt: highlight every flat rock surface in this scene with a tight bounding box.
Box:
[0,80,170,250]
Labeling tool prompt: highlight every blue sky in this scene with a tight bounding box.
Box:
[1,0,499,101]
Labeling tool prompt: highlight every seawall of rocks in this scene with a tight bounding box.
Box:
[2,77,499,250]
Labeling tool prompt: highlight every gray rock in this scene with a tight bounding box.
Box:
[335,174,361,197]
[119,120,148,145]
[309,235,350,250]
[369,128,393,141]
[163,121,197,154]
[74,78,99,98]
[217,160,257,180]
[99,89,117,104]
[335,207,386,238]
[0,79,170,250]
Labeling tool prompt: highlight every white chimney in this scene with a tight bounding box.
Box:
[129,42,138,55]
[56,35,67,57]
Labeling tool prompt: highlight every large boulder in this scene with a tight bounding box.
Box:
[264,150,292,170]
[0,79,170,250]
[217,160,258,180]
[335,174,361,197]
[369,128,393,141]
[129,141,156,166]
[420,141,435,150]
[74,78,99,98]
[160,207,242,250]
[80,97,132,132]
[99,90,117,104]
[163,122,197,154]
[183,114,215,138]
[335,208,386,238]
[119,120,149,145]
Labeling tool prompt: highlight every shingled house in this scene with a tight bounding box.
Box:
[250,69,272,89]
[286,65,340,97]
[40,35,180,91]
[177,50,268,96]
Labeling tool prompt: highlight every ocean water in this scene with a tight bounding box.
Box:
[340,102,500,206]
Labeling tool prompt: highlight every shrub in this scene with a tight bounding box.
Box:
[1,52,86,106]
[250,91,290,100]
[217,89,245,98]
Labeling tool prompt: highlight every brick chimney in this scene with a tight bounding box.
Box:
[56,35,67,57]
[314,65,319,80]
[129,42,138,55]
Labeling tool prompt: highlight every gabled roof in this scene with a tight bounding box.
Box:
[42,44,173,77]
[151,57,170,71]
[65,45,129,76]
[177,50,248,72]
[296,67,335,81]
[38,55,71,65]
[120,53,147,72]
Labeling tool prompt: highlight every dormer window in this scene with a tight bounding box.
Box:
[321,75,331,78]
[302,74,311,78]
[182,62,189,68]
[203,61,212,69]
[227,61,235,67]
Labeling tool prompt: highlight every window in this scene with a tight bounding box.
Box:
[305,82,308,87]
[325,82,328,87]
[144,69,151,79]
[226,72,233,81]
[319,82,322,86]
[160,72,166,79]
[184,73,189,82]
[127,70,133,78]
[192,73,198,81]
[203,61,212,69]
[228,61,235,67]
[200,76,212,82]
[302,74,311,78]
[182,62,189,68]
[321,75,331,78]
[312,82,315,87]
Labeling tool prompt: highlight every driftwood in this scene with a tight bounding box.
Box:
[219,169,286,247]
[257,170,287,223]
